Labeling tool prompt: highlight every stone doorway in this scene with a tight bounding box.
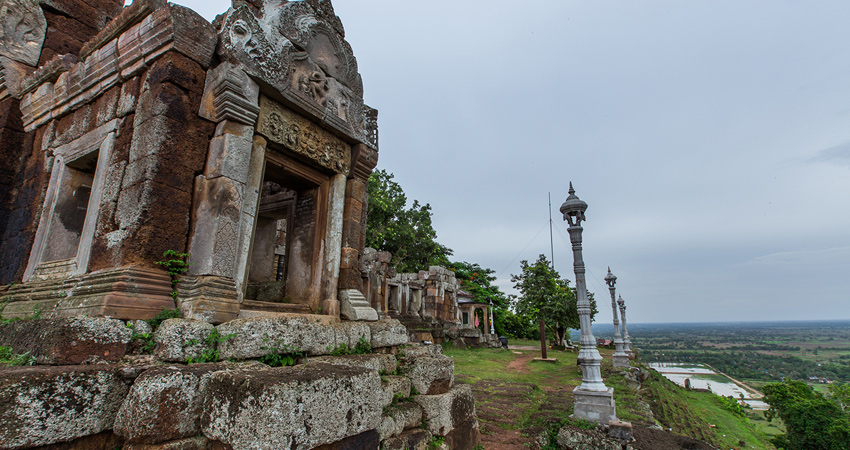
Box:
[243,148,331,312]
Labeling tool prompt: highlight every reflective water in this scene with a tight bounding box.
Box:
[648,362,768,410]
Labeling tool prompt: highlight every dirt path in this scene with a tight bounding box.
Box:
[505,351,534,373]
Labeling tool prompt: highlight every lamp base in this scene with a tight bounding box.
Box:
[572,387,617,424]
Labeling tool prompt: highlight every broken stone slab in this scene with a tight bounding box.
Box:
[215,316,339,360]
[557,426,624,450]
[401,343,443,357]
[153,318,215,362]
[310,353,397,375]
[381,375,412,407]
[200,362,382,450]
[339,289,378,321]
[444,418,481,450]
[311,430,379,450]
[0,365,131,448]
[413,384,477,438]
[113,363,227,444]
[0,316,132,364]
[380,429,433,450]
[367,318,409,348]
[0,0,47,67]
[379,402,423,440]
[607,419,634,441]
[399,353,454,395]
[123,435,215,450]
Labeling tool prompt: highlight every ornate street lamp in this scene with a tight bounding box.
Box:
[605,268,630,367]
[618,295,633,357]
[560,183,617,423]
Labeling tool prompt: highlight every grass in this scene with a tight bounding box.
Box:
[446,343,778,449]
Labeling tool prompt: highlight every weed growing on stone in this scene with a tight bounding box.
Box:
[259,335,304,367]
[185,328,236,364]
[328,335,372,356]
[0,345,35,366]
[426,435,445,450]
[126,322,157,354]
[145,308,181,330]
[155,250,191,304]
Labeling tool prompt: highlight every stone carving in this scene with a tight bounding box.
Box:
[339,289,378,321]
[217,0,371,145]
[199,62,260,126]
[0,0,47,66]
[257,95,351,174]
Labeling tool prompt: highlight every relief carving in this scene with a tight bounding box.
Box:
[0,0,47,67]
[257,95,350,175]
[217,0,371,146]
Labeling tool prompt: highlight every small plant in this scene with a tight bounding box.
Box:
[156,250,191,304]
[426,436,445,450]
[258,335,304,367]
[185,328,236,364]
[145,308,181,331]
[327,335,372,356]
[0,345,36,366]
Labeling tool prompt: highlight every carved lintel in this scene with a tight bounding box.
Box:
[350,143,377,180]
[256,95,351,174]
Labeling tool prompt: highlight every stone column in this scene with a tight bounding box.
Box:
[606,268,629,368]
[319,172,347,317]
[183,62,262,323]
[618,296,634,358]
[560,183,616,424]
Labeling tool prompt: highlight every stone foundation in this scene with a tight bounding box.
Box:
[0,316,481,450]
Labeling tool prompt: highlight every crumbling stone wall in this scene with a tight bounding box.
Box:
[0,316,481,450]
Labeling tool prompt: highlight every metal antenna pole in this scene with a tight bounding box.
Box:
[548,192,555,271]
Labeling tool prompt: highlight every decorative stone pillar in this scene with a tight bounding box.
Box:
[618,296,634,358]
[560,183,617,424]
[183,62,262,323]
[605,268,629,368]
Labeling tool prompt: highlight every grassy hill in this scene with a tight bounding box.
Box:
[443,343,779,449]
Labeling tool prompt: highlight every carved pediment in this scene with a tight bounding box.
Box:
[0,0,47,67]
[218,0,375,149]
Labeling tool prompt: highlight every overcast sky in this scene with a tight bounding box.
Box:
[159,1,850,323]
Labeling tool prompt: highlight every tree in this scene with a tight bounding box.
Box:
[511,254,596,347]
[365,170,452,272]
[829,383,850,413]
[763,380,850,450]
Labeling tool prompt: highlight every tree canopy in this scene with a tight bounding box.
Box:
[365,169,452,273]
[511,254,596,346]
[763,380,850,450]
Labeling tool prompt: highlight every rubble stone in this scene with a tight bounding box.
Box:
[153,318,214,362]
[0,316,132,365]
[400,353,454,395]
[0,365,130,448]
[310,353,397,375]
[368,318,409,348]
[557,426,623,450]
[413,384,478,437]
[201,362,382,449]
[114,364,225,444]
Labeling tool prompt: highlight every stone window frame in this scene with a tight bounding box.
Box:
[23,119,119,282]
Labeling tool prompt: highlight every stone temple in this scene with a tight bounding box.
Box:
[0,0,486,448]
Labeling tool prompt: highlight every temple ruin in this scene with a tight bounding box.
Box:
[0,0,485,448]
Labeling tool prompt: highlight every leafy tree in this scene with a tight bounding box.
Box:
[366,170,452,272]
[763,380,850,450]
[829,384,850,413]
[447,261,517,336]
[511,254,596,346]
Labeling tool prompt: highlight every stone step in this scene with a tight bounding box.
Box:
[240,300,312,314]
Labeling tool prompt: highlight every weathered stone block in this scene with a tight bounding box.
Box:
[608,419,633,441]
[413,384,477,437]
[123,435,212,450]
[153,318,214,362]
[216,316,338,360]
[400,353,454,396]
[114,364,225,444]
[445,418,480,450]
[310,353,397,375]
[368,318,409,348]
[0,365,130,448]
[382,402,423,439]
[382,375,411,406]
[311,430,379,450]
[0,316,132,365]
[557,426,623,450]
[200,363,382,450]
[339,289,378,322]
[380,429,433,450]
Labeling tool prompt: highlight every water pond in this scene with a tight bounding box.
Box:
[648,362,768,410]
